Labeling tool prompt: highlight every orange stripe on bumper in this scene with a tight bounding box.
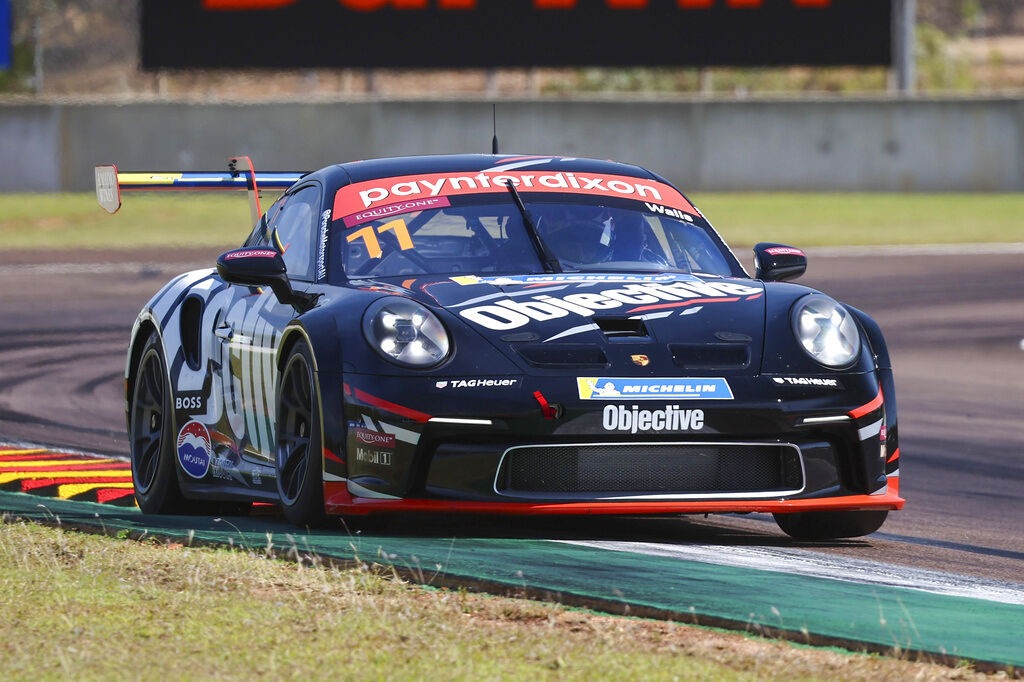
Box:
[849,385,884,419]
[323,482,904,516]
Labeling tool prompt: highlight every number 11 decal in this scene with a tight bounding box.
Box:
[346,219,414,259]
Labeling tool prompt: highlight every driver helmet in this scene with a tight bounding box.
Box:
[533,204,613,265]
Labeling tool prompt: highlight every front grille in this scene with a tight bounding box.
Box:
[495,442,803,498]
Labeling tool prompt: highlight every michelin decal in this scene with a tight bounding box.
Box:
[578,377,733,400]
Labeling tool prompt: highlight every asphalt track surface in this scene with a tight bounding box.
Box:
[1,246,1022,590]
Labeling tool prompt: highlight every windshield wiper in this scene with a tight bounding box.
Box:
[505,182,561,273]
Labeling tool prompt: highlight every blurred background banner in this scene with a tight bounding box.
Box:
[0,0,11,71]
[140,0,893,69]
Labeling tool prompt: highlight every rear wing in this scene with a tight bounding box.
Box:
[94,157,306,224]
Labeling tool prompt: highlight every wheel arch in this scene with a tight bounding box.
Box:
[125,312,165,430]
[847,305,900,476]
[275,322,331,521]
[846,305,891,370]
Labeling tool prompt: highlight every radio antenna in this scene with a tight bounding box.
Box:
[491,104,499,155]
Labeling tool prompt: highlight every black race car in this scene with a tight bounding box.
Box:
[96,154,903,539]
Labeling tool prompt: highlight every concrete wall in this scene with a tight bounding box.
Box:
[2,98,1023,192]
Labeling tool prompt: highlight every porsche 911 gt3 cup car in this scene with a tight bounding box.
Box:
[97,154,902,538]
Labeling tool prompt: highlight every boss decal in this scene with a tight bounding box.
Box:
[578,377,733,400]
[603,405,704,434]
[458,280,761,331]
[174,391,206,413]
[177,420,212,479]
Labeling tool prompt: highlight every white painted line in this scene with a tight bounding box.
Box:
[555,539,1024,606]
[0,262,206,275]
[808,243,1024,258]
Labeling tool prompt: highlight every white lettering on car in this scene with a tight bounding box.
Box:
[602,405,705,434]
[459,281,761,331]
[355,173,666,209]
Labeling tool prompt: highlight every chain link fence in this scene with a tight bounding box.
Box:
[2,0,1023,98]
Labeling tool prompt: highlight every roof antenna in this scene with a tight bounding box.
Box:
[491,104,500,155]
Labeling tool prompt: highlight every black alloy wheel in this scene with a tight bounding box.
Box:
[130,333,185,513]
[276,340,326,527]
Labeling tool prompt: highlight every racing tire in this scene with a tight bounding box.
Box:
[275,340,327,528]
[773,510,888,540]
[129,333,186,514]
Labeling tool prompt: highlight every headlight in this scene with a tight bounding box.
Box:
[363,297,450,368]
[791,295,860,368]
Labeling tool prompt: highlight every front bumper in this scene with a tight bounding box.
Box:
[324,372,903,516]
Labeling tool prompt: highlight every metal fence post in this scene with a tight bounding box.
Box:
[893,0,917,94]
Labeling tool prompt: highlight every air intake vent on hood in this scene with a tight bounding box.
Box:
[593,317,649,338]
[514,343,609,369]
[670,343,750,370]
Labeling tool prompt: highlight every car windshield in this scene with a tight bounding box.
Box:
[335,195,735,279]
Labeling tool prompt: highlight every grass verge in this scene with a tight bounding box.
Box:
[0,519,988,681]
[690,192,1024,247]
[1,192,1022,252]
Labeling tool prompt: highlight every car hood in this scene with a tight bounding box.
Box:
[415,273,767,376]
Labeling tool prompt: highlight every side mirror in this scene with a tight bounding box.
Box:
[216,248,316,311]
[753,243,807,282]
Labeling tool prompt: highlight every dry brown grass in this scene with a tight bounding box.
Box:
[0,519,1004,681]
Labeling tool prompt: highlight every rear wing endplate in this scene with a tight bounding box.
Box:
[94,157,306,224]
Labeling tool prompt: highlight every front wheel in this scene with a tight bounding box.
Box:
[773,510,888,540]
[275,340,326,527]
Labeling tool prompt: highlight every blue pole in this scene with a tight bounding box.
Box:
[0,0,10,71]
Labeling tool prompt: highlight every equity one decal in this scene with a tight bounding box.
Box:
[603,405,704,434]
[352,427,397,449]
[177,420,213,479]
[460,280,761,331]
